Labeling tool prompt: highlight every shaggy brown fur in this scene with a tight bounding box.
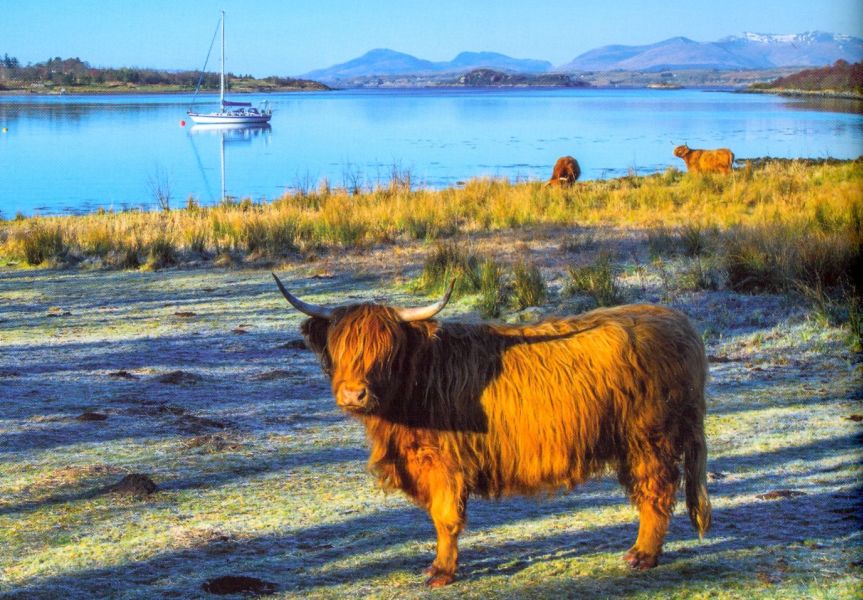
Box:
[548,155,581,185]
[673,144,735,174]
[298,303,711,587]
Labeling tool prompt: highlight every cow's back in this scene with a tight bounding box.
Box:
[470,305,706,495]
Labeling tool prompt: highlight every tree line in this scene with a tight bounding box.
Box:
[0,54,276,89]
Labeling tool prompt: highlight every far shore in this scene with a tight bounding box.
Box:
[0,83,755,96]
[741,87,863,101]
[0,85,328,96]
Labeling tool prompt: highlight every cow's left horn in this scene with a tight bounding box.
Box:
[394,278,456,322]
[272,273,334,319]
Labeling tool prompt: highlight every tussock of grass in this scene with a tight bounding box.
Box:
[511,259,547,310]
[475,258,509,319]
[723,223,860,294]
[680,224,717,257]
[13,221,67,265]
[677,257,723,292]
[564,253,624,307]
[647,226,679,258]
[414,241,481,297]
[144,235,178,271]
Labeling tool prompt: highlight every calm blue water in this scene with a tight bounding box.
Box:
[1,88,862,216]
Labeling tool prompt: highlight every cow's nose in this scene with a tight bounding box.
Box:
[338,386,368,409]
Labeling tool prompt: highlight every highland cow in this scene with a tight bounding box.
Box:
[548,155,581,185]
[673,144,735,174]
[273,273,711,587]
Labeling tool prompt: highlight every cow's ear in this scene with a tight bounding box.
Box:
[301,317,332,372]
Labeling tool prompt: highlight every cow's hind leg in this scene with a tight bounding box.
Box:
[622,454,679,570]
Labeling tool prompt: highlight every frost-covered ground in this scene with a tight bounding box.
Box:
[1,233,861,599]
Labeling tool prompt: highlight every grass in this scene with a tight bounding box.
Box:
[2,160,860,268]
[0,258,860,599]
[0,159,861,597]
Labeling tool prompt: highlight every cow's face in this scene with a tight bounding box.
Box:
[301,305,405,414]
[673,145,689,158]
[273,273,453,414]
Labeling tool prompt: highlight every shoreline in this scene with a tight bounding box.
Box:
[0,84,722,96]
[0,86,328,96]
[741,87,863,100]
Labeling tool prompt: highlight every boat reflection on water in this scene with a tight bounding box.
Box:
[188,122,272,141]
[187,123,271,202]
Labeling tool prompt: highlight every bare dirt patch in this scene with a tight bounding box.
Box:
[109,369,138,379]
[756,490,807,500]
[181,434,241,452]
[251,369,293,381]
[103,473,157,498]
[155,370,202,385]
[75,411,108,421]
[202,575,277,595]
[277,339,308,350]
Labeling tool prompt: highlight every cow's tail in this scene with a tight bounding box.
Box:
[684,425,712,539]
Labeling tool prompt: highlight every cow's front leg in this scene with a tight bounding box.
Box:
[421,468,466,587]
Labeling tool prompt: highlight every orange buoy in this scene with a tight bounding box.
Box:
[180,120,186,127]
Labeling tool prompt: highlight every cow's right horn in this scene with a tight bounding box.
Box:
[394,278,456,322]
[272,273,334,319]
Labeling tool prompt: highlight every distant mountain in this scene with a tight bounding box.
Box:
[303,49,551,81]
[301,32,863,87]
[447,52,551,73]
[304,49,438,80]
[716,32,863,69]
[557,32,863,72]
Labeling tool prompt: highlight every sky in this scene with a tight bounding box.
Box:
[2,0,862,77]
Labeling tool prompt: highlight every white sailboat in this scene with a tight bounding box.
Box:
[187,11,272,125]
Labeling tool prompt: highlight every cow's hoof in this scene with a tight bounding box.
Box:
[425,573,454,588]
[624,548,658,570]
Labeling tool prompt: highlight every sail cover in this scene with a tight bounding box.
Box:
[223,100,252,107]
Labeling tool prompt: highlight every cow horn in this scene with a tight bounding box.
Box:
[394,278,456,322]
[272,273,334,319]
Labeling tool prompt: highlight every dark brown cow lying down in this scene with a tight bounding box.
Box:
[673,144,735,174]
[273,274,711,587]
[548,155,581,185]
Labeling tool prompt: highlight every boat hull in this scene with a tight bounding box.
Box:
[188,112,271,125]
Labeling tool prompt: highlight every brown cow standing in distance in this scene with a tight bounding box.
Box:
[548,155,581,185]
[272,274,712,587]
[673,144,735,174]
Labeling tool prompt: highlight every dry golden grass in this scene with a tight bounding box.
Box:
[2,160,860,276]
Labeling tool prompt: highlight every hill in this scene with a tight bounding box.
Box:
[451,68,588,87]
[749,59,863,96]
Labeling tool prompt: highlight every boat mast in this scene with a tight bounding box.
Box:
[219,10,225,112]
